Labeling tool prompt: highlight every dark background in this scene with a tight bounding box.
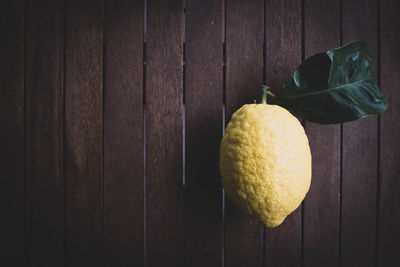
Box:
[1,0,399,266]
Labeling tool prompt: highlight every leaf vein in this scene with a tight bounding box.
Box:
[277,79,374,100]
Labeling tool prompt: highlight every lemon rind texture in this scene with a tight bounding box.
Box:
[219,104,312,228]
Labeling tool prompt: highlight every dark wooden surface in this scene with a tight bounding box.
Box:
[65,0,104,265]
[184,0,223,266]
[104,0,144,265]
[1,0,399,266]
[25,0,65,265]
[303,1,341,267]
[341,0,378,266]
[379,0,400,265]
[0,1,25,266]
[146,0,184,266]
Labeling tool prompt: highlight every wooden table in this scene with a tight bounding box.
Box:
[1,0,399,266]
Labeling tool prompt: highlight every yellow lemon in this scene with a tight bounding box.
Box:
[219,103,311,228]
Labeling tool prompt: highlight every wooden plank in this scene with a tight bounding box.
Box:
[146,0,184,266]
[341,0,378,266]
[25,0,65,265]
[184,0,223,266]
[264,0,302,266]
[378,0,400,266]
[65,0,104,265]
[302,0,341,266]
[225,0,264,266]
[103,0,144,266]
[0,1,25,266]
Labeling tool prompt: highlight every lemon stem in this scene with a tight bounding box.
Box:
[262,85,275,104]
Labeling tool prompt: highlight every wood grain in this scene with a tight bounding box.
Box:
[264,0,302,266]
[303,0,341,266]
[0,1,25,266]
[341,0,378,266]
[145,0,184,266]
[378,0,400,266]
[225,0,264,266]
[25,0,65,265]
[103,0,144,265]
[184,0,224,266]
[3,0,400,265]
[65,0,104,265]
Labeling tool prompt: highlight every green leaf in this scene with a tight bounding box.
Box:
[272,40,387,124]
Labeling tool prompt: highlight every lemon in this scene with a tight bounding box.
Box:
[219,103,311,228]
